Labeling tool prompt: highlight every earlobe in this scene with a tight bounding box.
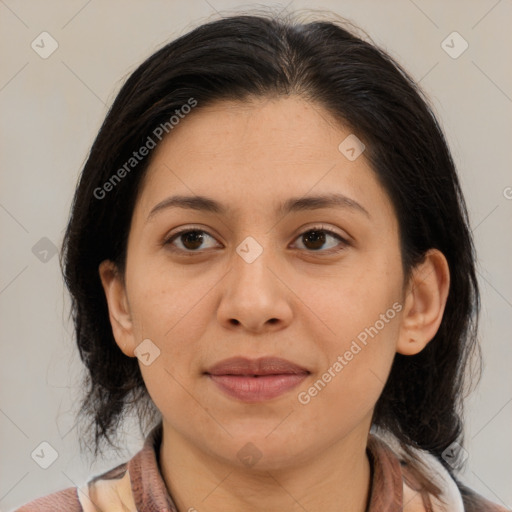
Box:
[396,249,450,356]
[98,260,136,357]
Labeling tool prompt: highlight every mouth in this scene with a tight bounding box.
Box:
[204,356,310,402]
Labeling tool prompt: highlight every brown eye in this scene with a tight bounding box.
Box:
[293,227,349,254]
[165,229,219,252]
[164,226,348,255]
[302,230,327,250]
[180,231,205,250]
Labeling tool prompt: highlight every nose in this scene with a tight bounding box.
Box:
[216,244,293,334]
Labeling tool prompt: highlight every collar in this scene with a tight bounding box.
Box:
[78,422,463,512]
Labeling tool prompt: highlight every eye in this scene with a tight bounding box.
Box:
[164,225,349,255]
[164,228,221,253]
[292,226,349,254]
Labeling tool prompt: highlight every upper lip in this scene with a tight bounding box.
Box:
[205,357,310,376]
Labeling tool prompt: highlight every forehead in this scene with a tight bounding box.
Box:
[134,96,396,226]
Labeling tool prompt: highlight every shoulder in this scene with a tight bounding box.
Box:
[458,481,510,512]
[12,424,165,512]
[13,462,129,512]
[13,486,82,512]
[367,431,510,512]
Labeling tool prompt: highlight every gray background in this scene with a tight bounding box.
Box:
[1,0,511,510]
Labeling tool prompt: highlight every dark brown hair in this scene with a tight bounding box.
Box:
[61,9,480,500]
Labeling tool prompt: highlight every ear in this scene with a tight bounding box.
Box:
[98,260,136,357]
[397,249,450,356]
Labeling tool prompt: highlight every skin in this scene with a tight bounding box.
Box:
[100,96,450,512]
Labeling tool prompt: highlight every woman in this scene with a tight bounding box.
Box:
[16,11,508,512]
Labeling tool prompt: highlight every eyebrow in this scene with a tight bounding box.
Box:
[147,192,370,222]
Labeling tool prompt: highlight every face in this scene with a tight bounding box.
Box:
[102,96,413,470]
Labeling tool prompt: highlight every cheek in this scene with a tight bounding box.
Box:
[126,260,232,367]
[294,316,399,444]
[300,257,403,347]
[297,272,402,417]
[127,264,214,341]
[125,270,211,405]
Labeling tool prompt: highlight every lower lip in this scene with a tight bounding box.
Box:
[207,373,309,402]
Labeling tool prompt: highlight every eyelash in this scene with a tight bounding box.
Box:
[163,225,350,256]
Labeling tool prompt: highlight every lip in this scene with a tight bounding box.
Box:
[205,356,309,376]
[204,357,310,402]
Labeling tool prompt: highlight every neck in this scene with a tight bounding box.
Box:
[159,422,372,512]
